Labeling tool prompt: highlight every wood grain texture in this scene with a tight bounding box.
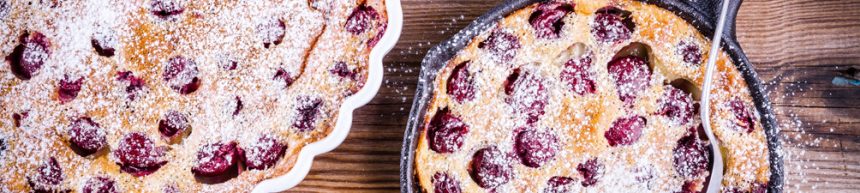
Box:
[288,0,860,192]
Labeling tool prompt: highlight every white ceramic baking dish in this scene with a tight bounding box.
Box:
[251,0,403,192]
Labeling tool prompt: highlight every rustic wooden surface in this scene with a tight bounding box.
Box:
[289,0,860,192]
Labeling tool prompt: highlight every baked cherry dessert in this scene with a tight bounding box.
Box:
[0,0,387,192]
[415,0,771,192]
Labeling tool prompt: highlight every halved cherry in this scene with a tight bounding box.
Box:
[158,110,189,140]
[591,7,634,43]
[192,141,240,177]
[82,177,118,193]
[345,4,379,34]
[607,56,651,105]
[57,75,84,104]
[604,115,646,146]
[479,30,521,61]
[728,98,756,133]
[293,97,323,132]
[677,40,702,65]
[446,61,475,103]
[114,132,168,176]
[529,2,574,39]
[28,157,68,193]
[116,71,146,100]
[543,176,576,193]
[162,56,200,94]
[258,18,285,48]
[468,146,513,189]
[8,32,51,80]
[432,172,462,193]
[673,128,709,178]
[68,117,106,156]
[149,0,184,19]
[658,85,694,125]
[242,135,287,170]
[514,128,559,168]
[426,108,469,154]
[560,53,596,95]
[504,68,548,124]
[577,158,603,187]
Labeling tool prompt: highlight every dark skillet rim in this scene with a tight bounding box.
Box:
[399,0,783,192]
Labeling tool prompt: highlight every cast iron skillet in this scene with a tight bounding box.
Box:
[400,0,784,192]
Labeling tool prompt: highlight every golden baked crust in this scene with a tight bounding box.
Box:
[0,0,386,192]
[415,0,770,192]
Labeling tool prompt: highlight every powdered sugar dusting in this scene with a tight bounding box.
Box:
[415,1,773,193]
[1,0,387,191]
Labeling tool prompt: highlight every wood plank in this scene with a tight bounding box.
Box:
[288,0,860,192]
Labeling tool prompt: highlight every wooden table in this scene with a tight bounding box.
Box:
[290,0,860,192]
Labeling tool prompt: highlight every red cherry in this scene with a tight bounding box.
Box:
[330,61,356,79]
[673,128,709,178]
[116,71,146,100]
[426,108,469,154]
[577,158,603,187]
[28,157,68,193]
[604,115,646,146]
[158,110,189,139]
[560,53,596,95]
[91,31,117,57]
[446,61,475,103]
[504,69,548,124]
[258,18,285,48]
[514,128,559,168]
[543,176,576,193]
[273,68,295,88]
[658,85,694,125]
[367,23,388,48]
[57,75,84,104]
[677,40,702,65]
[114,133,168,176]
[479,30,521,61]
[591,7,634,43]
[468,146,513,189]
[728,99,756,133]
[242,135,287,170]
[432,172,462,193]
[149,0,184,19]
[162,56,200,94]
[529,2,574,39]
[12,111,28,127]
[292,97,323,132]
[192,141,240,177]
[7,32,51,80]
[67,117,106,156]
[607,56,651,105]
[232,96,243,116]
[82,177,118,193]
[345,4,379,34]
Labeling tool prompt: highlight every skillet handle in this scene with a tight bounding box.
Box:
[683,0,742,40]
